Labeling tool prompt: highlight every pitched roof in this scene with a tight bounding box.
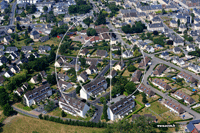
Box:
[177,71,197,83]
[24,83,50,100]
[164,99,185,114]
[132,70,142,82]
[59,94,86,112]
[110,96,134,116]
[137,84,155,96]
[153,64,167,75]
[139,56,151,67]
[174,90,195,104]
[152,78,171,90]
[83,76,107,95]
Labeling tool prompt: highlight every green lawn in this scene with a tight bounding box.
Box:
[149,101,169,115]
[48,107,91,121]
[14,103,37,111]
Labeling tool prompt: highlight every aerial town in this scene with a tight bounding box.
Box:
[1,0,200,132]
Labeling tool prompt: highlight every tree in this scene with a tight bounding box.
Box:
[105,116,156,133]
[83,17,93,27]
[15,34,19,41]
[162,9,166,14]
[124,82,136,94]
[47,74,56,85]
[95,12,106,25]
[3,104,13,116]
[29,54,35,61]
[16,23,22,31]
[20,11,26,17]
[87,28,97,36]
[167,40,173,45]
[127,65,137,72]
[153,31,158,35]
[28,26,32,33]
[100,97,105,104]
[37,74,42,83]
[79,57,86,67]
[44,100,55,112]
[177,19,180,27]
[76,85,81,94]
[25,30,29,39]
[142,92,148,103]
[4,15,9,21]
[61,110,66,117]
[0,88,9,106]
[43,6,48,12]
[103,101,108,121]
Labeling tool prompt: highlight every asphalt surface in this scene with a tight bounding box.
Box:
[9,1,17,26]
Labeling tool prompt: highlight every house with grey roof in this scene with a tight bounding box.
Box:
[107,96,135,121]
[57,80,72,91]
[30,30,40,40]
[170,20,178,27]
[38,46,51,53]
[59,94,90,117]
[24,83,52,107]
[80,77,107,100]
[147,22,164,32]
[5,47,18,53]
[186,45,195,52]
[21,46,33,53]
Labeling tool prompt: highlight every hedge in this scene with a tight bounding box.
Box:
[39,114,108,128]
[125,100,145,119]
[170,118,193,123]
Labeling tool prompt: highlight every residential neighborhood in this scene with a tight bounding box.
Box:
[0,0,200,132]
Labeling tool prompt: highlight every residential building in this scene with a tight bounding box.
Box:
[106,70,117,79]
[173,47,181,54]
[77,71,88,83]
[152,78,171,90]
[186,45,195,52]
[24,83,52,107]
[57,80,72,91]
[59,94,90,117]
[173,90,195,104]
[139,56,151,67]
[38,46,51,53]
[177,71,197,83]
[187,120,200,133]
[80,77,107,100]
[147,23,164,32]
[86,65,97,75]
[131,70,142,83]
[153,64,167,76]
[122,50,133,58]
[170,20,178,28]
[21,46,33,53]
[5,46,18,53]
[107,96,135,121]
[113,61,124,71]
[30,30,40,40]
[164,100,185,114]
[137,84,155,97]
[96,50,107,58]
[188,63,200,73]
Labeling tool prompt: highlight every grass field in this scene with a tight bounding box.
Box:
[14,103,37,111]
[2,115,104,133]
[149,101,169,115]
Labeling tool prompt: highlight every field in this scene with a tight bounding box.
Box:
[2,115,104,133]
[122,69,132,77]
[149,101,169,115]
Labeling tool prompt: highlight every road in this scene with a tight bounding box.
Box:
[9,1,17,26]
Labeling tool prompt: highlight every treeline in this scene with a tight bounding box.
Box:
[21,50,56,72]
[122,21,146,34]
[39,114,108,128]
[68,0,92,14]
[50,24,68,37]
